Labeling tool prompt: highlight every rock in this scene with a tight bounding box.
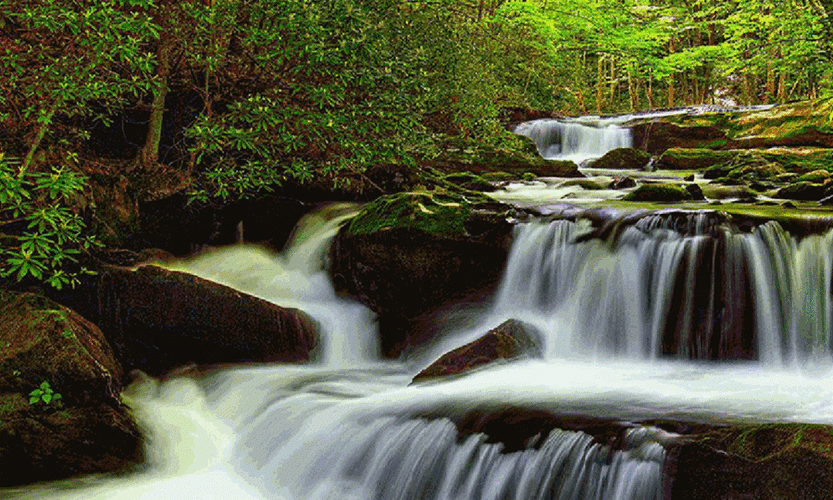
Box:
[442,172,498,192]
[561,178,605,190]
[796,169,832,183]
[776,181,828,201]
[819,194,833,206]
[329,192,513,357]
[97,265,319,375]
[0,291,141,486]
[586,148,652,170]
[656,148,737,171]
[629,122,727,154]
[685,184,706,201]
[684,174,695,182]
[610,176,637,189]
[412,319,543,383]
[623,183,692,202]
[666,423,833,499]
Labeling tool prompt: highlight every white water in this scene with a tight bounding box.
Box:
[8,206,833,499]
[514,118,632,164]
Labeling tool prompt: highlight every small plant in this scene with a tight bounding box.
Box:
[29,381,62,408]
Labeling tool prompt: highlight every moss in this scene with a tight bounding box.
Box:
[777,181,828,201]
[726,163,786,181]
[522,172,538,181]
[347,191,472,236]
[796,169,832,183]
[657,148,738,171]
[481,171,515,182]
[589,147,651,170]
[442,172,496,192]
[623,183,691,202]
[561,178,605,190]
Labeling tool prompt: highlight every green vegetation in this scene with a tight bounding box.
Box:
[347,191,472,236]
[28,380,62,409]
[623,183,691,202]
[0,155,99,288]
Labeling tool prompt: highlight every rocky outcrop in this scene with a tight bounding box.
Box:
[412,319,543,383]
[586,147,652,170]
[97,265,319,376]
[330,191,514,357]
[629,122,726,155]
[666,423,833,499]
[0,291,141,486]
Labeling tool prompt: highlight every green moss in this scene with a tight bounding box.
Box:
[561,178,605,190]
[656,148,738,171]
[481,171,515,182]
[726,163,786,181]
[796,169,832,183]
[347,191,472,236]
[623,183,691,202]
[442,172,496,192]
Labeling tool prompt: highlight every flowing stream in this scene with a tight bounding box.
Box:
[8,206,833,499]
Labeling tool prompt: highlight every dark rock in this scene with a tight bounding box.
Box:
[412,319,543,383]
[97,265,319,375]
[623,183,692,202]
[819,194,833,206]
[0,291,141,486]
[666,424,833,499]
[685,184,706,201]
[776,181,827,201]
[610,176,637,189]
[684,174,695,182]
[329,193,513,358]
[586,148,652,170]
[629,122,727,155]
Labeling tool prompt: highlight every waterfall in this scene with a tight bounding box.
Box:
[514,118,632,163]
[491,213,833,365]
[10,205,833,500]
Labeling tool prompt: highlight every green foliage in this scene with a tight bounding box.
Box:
[347,191,472,236]
[28,380,62,408]
[0,154,99,289]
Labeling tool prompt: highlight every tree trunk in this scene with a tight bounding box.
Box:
[140,34,173,172]
[596,57,604,114]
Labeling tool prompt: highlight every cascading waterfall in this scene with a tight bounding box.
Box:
[491,212,833,365]
[514,118,632,163]
[11,206,833,500]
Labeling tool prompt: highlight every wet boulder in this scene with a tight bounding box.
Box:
[623,183,693,202]
[98,265,319,376]
[776,181,830,201]
[655,148,738,171]
[629,122,726,155]
[586,148,652,170]
[330,191,513,358]
[412,319,543,383]
[0,291,141,486]
[609,176,637,190]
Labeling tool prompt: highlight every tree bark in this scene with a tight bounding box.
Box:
[140,33,173,172]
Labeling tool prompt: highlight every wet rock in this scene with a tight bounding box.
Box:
[776,181,828,201]
[610,176,637,189]
[98,265,319,375]
[623,183,692,202]
[561,178,605,190]
[685,184,706,201]
[0,291,141,486]
[586,147,652,170]
[329,192,513,358]
[666,423,833,500]
[412,319,543,383]
[629,122,726,154]
[796,169,832,183]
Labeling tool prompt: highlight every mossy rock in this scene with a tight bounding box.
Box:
[796,169,832,183]
[587,147,651,170]
[726,162,786,182]
[656,148,738,171]
[623,183,692,202]
[347,191,473,237]
[776,181,828,201]
[703,163,737,180]
[561,178,605,190]
[442,172,497,192]
[481,171,516,182]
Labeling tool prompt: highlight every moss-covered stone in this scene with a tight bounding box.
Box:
[726,162,786,181]
[561,178,606,190]
[347,191,474,237]
[623,183,692,202]
[441,172,497,192]
[796,169,832,183]
[656,148,738,171]
[776,181,828,201]
[587,147,651,170]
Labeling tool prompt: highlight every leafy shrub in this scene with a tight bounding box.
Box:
[0,154,99,289]
[29,380,62,408]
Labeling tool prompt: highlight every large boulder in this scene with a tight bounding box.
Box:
[666,423,833,499]
[586,147,652,170]
[655,148,739,171]
[98,265,319,376]
[412,319,543,383]
[629,122,726,154]
[623,183,693,202]
[0,291,141,486]
[330,191,514,358]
